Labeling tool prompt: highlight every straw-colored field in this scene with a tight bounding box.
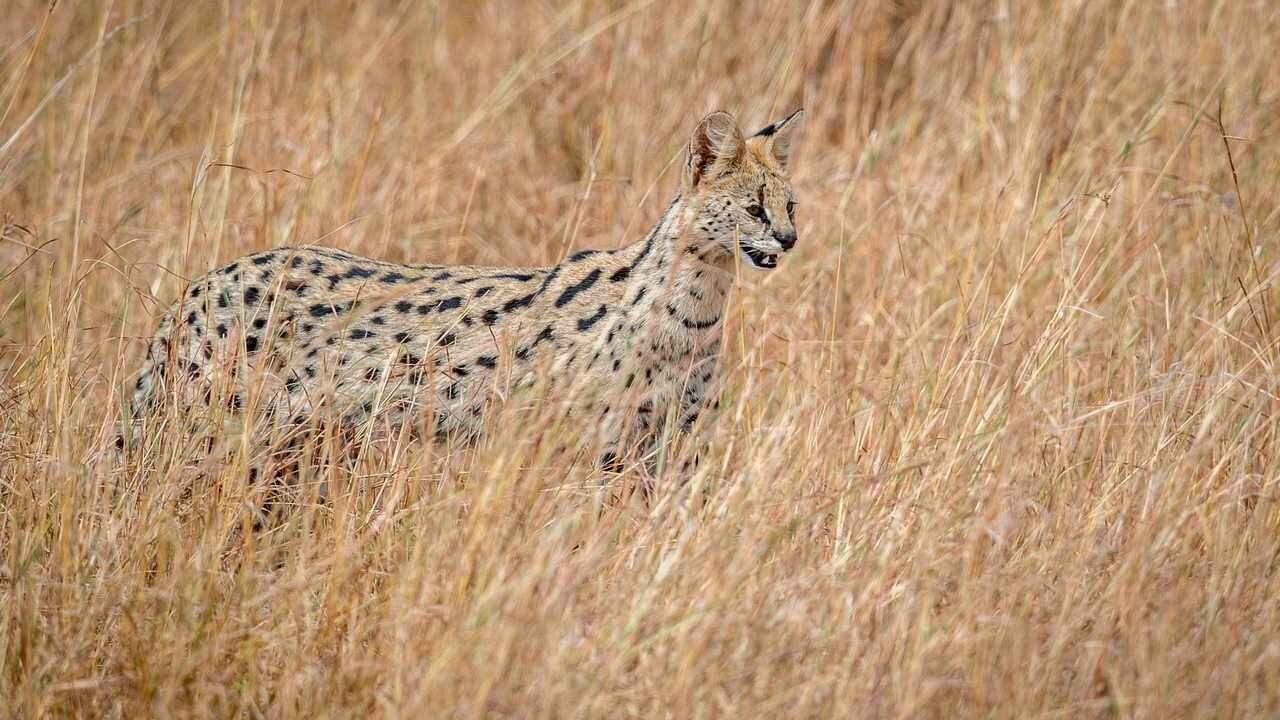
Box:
[3,1,1279,716]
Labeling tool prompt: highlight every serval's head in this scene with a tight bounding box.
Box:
[681,108,804,271]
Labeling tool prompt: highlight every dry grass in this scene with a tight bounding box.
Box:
[3,1,1280,717]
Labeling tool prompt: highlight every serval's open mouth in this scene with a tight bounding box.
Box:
[740,245,779,270]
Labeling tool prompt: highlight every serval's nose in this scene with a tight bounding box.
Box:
[774,230,797,252]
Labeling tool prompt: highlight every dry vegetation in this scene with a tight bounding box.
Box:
[3,1,1280,716]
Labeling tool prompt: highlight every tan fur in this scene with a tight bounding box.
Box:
[129,110,804,465]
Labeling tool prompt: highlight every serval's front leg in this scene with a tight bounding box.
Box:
[672,356,721,480]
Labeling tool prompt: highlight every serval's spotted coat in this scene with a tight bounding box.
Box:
[129,109,804,469]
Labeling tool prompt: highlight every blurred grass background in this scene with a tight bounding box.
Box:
[2,1,1279,716]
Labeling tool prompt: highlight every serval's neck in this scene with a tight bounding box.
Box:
[624,191,732,343]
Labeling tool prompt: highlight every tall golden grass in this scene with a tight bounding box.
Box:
[3,1,1279,716]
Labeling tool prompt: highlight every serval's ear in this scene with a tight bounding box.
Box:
[684,111,744,189]
[752,108,804,172]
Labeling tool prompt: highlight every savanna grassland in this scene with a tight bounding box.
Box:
[3,1,1280,717]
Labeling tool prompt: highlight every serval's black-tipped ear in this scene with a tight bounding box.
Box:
[752,108,804,171]
[684,111,744,189]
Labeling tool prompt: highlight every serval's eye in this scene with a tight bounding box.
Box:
[746,204,768,221]
[786,200,796,218]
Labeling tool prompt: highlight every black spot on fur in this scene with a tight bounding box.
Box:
[611,231,657,283]
[252,253,277,266]
[380,272,406,283]
[432,271,453,281]
[394,331,411,343]
[309,260,326,275]
[491,272,534,282]
[186,311,198,326]
[290,257,304,269]
[576,305,608,332]
[309,301,348,317]
[438,332,456,346]
[259,270,273,283]
[189,285,202,298]
[371,315,386,326]
[437,296,462,312]
[244,336,259,353]
[349,328,376,340]
[555,269,601,308]
[405,356,427,384]
[364,367,381,381]
[503,267,561,313]
[284,279,308,293]
[216,324,228,337]
[474,286,493,297]
[569,249,599,262]
[482,309,500,326]
[476,355,496,369]
[504,293,533,312]
[344,266,374,280]
[450,365,468,377]
[252,317,267,330]
[395,300,413,313]
[302,323,315,333]
[417,301,439,315]
[217,291,229,309]
[244,286,261,306]
[668,304,719,329]
[515,326,554,361]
